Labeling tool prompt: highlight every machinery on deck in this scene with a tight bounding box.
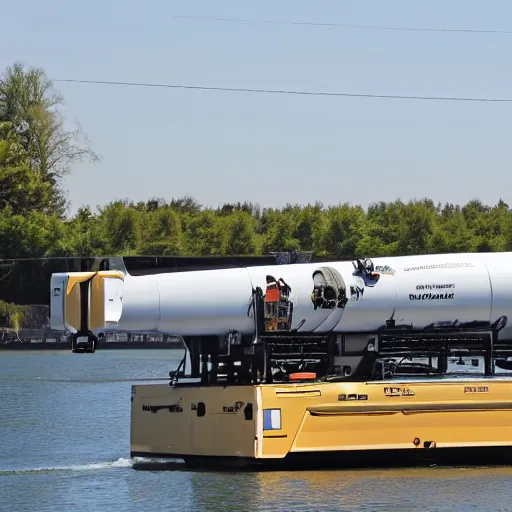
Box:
[49,252,512,468]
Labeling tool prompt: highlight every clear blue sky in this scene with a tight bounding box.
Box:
[3,0,512,215]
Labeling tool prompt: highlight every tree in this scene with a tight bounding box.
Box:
[396,200,437,255]
[170,195,202,214]
[66,206,109,256]
[431,206,475,254]
[0,122,52,214]
[293,203,326,254]
[0,61,99,216]
[141,207,183,255]
[225,211,260,255]
[321,204,368,259]
[0,207,70,258]
[260,208,300,253]
[98,202,142,255]
[183,210,227,256]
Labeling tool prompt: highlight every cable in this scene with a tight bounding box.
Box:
[169,14,512,36]
[52,79,512,103]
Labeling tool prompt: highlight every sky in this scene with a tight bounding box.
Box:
[2,0,512,216]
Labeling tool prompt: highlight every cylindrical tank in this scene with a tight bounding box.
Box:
[117,267,256,335]
[333,253,494,332]
[108,252,512,339]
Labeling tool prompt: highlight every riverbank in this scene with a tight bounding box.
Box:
[0,329,184,350]
[0,341,183,350]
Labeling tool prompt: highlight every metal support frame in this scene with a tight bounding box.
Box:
[170,291,511,386]
[71,278,98,354]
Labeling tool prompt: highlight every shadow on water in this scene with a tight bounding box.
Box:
[3,457,512,512]
[130,444,512,474]
[130,455,512,475]
[130,458,512,512]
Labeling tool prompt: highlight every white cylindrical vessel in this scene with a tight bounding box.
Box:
[104,252,512,339]
[116,274,160,331]
[116,267,256,335]
[156,267,255,336]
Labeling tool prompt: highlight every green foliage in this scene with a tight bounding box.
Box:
[321,204,368,259]
[0,61,99,217]
[142,207,183,255]
[0,122,53,215]
[0,300,28,330]
[225,211,260,255]
[180,210,226,256]
[0,193,512,259]
[260,208,300,253]
[1,63,512,261]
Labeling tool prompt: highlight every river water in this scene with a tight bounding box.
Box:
[1,349,511,512]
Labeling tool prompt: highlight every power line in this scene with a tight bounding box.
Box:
[170,14,512,36]
[52,79,512,103]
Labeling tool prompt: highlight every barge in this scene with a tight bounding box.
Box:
[48,252,512,468]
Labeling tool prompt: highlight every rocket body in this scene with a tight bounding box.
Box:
[80,252,512,340]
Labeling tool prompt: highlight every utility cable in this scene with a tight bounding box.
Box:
[52,79,512,103]
[169,14,512,36]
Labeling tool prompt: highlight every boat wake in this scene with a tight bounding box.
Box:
[0,456,188,476]
[0,457,137,476]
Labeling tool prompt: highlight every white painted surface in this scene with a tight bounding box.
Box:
[49,273,68,331]
[115,274,160,332]
[52,252,512,339]
[103,278,124,324]
[392,258,492,328]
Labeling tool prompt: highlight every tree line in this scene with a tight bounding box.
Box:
[1,62,511,261]
[3,191,512,261]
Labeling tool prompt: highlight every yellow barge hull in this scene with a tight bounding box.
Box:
[130,378,512,468]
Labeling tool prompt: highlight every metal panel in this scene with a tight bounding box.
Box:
[49,273,68,331]
[393,257,492,329]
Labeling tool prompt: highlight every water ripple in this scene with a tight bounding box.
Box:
[1,350,512,512]
[0,457,133,476]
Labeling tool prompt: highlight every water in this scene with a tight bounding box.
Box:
[1,350,511,512]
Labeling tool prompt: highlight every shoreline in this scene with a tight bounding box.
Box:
[0,341,184,350]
